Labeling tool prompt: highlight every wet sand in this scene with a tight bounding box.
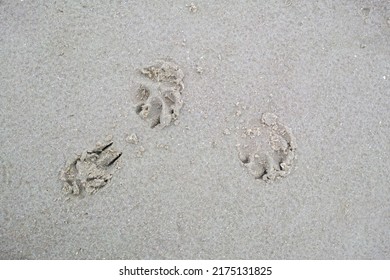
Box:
[0,1,389,259]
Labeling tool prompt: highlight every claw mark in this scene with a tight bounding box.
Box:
[106,152,122,167]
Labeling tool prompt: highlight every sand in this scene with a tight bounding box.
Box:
[0,0,389,259]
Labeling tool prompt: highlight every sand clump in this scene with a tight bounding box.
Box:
[186,3,198,13]
[125,133,139,144]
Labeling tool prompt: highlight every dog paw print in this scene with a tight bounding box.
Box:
[237,113,297,182]
[133,60,184,129]
[60,141,122,195]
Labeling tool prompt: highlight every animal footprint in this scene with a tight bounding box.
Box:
[237,113,297,182]
[60,141,122,195]
[134,60,184,129]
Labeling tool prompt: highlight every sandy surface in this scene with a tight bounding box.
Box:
[0,0,389,259]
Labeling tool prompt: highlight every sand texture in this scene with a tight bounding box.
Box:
[0,0,389,259]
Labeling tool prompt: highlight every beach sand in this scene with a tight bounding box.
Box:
[0,0,389,259]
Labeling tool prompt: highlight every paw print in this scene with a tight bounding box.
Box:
[134,60,184,129]
[60,141,122,195]
[237,113,297,181]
